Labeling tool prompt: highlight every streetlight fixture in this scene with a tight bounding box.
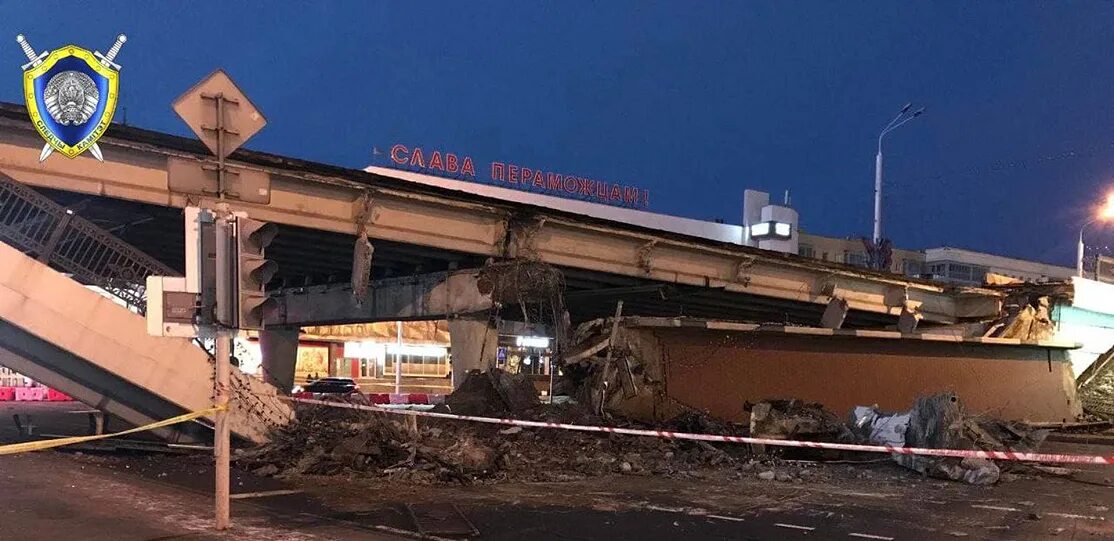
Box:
[1077,192,1114,277]
[873,103,925,245]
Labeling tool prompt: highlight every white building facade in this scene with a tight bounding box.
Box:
[922,247,1075,285]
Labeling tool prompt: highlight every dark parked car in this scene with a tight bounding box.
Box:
[295,377,360,397]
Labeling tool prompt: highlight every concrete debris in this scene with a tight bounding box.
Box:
[988,296,1054,341]
[748,400,852,442]
[208,354,294,444]
[238,402,749,485]
[850,393,1052,485]
[442,368,539,416]
[554,318,683,423]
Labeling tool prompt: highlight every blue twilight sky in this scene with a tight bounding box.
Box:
[3,1,1114,266]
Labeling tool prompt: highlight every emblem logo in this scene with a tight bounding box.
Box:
[15,34,127,162]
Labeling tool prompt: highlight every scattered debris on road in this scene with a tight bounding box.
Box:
[237,401,751,484]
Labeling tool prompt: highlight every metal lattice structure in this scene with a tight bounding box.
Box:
[0,173,178,314]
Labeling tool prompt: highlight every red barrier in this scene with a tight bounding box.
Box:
[407,393,429,405]
[0,387,14,401]
[368,393,390,404]
[46,389,73,402]
[15,387,46,401]
[292,391,313,399]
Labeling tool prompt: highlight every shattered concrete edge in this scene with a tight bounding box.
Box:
[211,356,295,445]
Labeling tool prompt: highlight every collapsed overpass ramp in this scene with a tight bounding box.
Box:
[0,241,292,443]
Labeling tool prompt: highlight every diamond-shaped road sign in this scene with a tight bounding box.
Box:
[172,69,266,159]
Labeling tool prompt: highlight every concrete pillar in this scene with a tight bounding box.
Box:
[448,316,498,390]
[259,326,300,394]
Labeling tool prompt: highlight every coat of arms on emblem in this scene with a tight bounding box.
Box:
[15,34,126,162]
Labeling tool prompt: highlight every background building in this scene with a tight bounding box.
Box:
[797,232,926,276]
[921,247,1075,285]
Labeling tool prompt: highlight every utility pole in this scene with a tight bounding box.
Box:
[395,320,403,395]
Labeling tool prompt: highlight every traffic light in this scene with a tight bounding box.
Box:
[235,217,278,330]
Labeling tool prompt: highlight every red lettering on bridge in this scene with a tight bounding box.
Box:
[383,143,648,208]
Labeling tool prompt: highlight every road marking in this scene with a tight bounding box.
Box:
[837,491,901,499]
[229,489,304,499]
[646,504,687,513]
[645,504,746,522]
[849,534,895,541]
[1045,512,1106,521]
[971,505,1106,521]
[971,504,1020,512]
[775,523,816,532]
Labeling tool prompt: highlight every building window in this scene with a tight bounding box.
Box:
[821,252,829,261]
[943,263,989,283]
[798,244,815,258]
[946,263,971,281]
[902,259,922,276]
[385,352,450,377]
[844,251,868,267]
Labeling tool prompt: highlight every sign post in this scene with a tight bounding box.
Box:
[170,70,268,532]
[212,214,237,530]
[213,329,231,529]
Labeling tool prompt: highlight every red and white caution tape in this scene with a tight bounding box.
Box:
[287,397,1114,466]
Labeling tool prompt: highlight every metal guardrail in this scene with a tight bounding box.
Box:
[0,173,178,314]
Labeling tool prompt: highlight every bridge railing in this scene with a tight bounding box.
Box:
[0,173,179,314]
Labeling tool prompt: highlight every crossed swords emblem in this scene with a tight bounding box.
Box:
[15,33,126,162]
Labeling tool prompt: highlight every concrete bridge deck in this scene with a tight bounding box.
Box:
[0,102,1001,327]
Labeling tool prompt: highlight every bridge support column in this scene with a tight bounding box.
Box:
[259,327,300,394]
[448,316,497,390]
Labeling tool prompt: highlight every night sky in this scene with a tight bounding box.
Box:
[4,2,1114,266]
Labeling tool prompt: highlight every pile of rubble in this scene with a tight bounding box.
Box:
[236,402,747,484]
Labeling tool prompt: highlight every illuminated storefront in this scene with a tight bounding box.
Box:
[497,335,553,377]
[235,321,555,394]
[343,341,450,378]
[306,320,452,392]
[233,338,331,385]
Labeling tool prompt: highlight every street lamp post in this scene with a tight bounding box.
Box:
[1078,221,1093,278]
[1076,193,1114,278]
[873,104,925,246]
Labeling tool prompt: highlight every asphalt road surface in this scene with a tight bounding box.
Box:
[2,402,1112,540]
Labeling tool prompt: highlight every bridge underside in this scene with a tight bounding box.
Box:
[36,189,899,327]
